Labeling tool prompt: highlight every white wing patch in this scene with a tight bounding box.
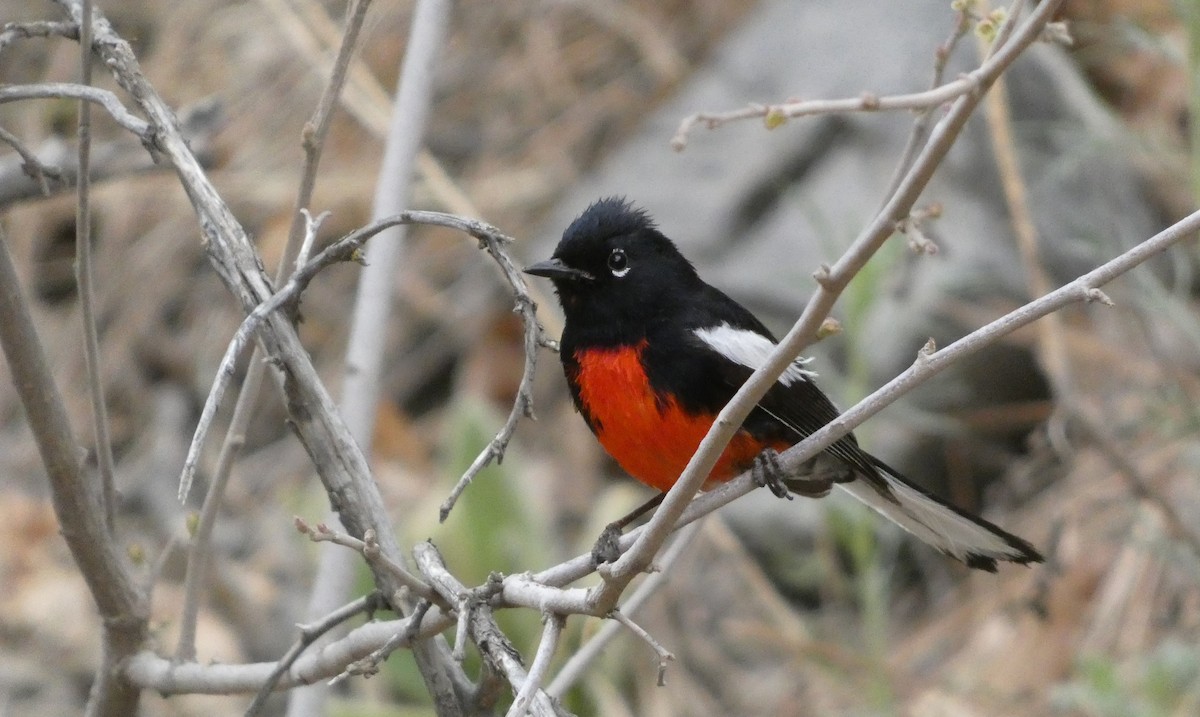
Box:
[693,323,816,386]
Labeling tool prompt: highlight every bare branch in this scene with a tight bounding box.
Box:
[0,19,78,52]
[0,125,57,195]
[177,211,517,503]
[293,1,464,710]
[879,7,971,203]
[671,0,1036,150]
[506,614,564,717]
[672,78,976,151]
[330,598,436,686]
[608,610,674,687]
[0,83,151,139]
[414,543,571,717]
[976,4,1072,397]
[297,520,440,603]
[0,228,148,715]
[176,0,368,665]
[546,520,703,697]
[244,592,385,716]
[125,609,456,695]
[440,225,549,521]
[74,0,119,538]
[0,101,223,209]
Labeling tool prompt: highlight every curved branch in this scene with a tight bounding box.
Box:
[0,83,151,138]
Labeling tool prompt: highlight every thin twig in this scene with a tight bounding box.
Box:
[0,125,57,195]
[977,0,1072,396]
[0,19,77,52]
[414,543,569,717]
[174,374,251,660]
[257,0,490,221]
[0,101,223,209]
[608,610,674,687]
[295,2,464,711]
[671,79,976,150]
[0,83,151,138]
[177,211,517,503]
[329,598,436,686]
[295,209,325,271]
[243,591,385,716]
[879,7,971,204]
[506,614,565,717]
[672,0,1035,153]
[439,226,549,521]
[296,519,440,603]
[75,0,118,536]
[452,593,471,661]
[546,520,702,697]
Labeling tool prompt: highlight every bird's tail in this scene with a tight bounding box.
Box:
[837,456,1043,572]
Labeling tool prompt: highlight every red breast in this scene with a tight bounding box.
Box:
[569,342,784,492]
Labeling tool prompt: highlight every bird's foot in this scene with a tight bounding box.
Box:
[752,449,793,500]
[591,521,624,565]
[754,448,835,499]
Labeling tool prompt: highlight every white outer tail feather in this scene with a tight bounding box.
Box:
[691,320,1037,568]
[836,474,1031,566]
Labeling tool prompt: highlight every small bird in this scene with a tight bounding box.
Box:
[525,197,1042,571]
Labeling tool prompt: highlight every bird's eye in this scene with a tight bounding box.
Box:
[608,248,630,277]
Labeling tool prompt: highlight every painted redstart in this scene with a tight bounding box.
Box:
[525,197,1042,571]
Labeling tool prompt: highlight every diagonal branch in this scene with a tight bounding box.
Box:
[0,228,148,715]
[176,211,520,503]
[587,0,1069,613]
[176,0,372,664]
[520,206,1200,595]
[47,3,459,704]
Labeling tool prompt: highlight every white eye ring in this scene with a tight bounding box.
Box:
[608,248,630,277]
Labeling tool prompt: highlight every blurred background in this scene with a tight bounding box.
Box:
[1,0,1198,715]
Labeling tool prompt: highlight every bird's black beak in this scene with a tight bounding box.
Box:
[524,257,593,282]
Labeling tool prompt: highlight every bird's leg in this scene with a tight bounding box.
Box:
[592,492,665,565]
[753,448,836,500]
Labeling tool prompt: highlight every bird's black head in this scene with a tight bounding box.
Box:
[525,197,701,335]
